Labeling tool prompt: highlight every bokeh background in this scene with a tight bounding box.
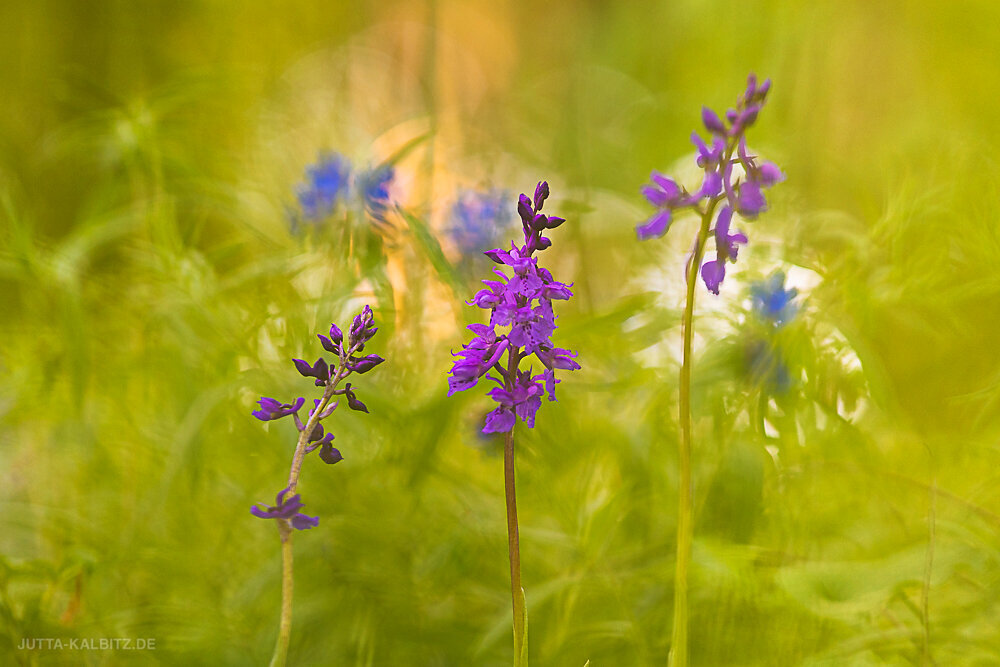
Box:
[3,1,1000,665]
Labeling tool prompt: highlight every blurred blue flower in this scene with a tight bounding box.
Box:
[744,272,799,394]
[354,165,395,222]
[751,271,798,327]
[446,189,512,255]
[296,152,351,221]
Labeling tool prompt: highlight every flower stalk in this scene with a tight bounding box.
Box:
[633,75,782,666]
[250,306,384,667]
[447,182,579,665]
[503,426,526,666]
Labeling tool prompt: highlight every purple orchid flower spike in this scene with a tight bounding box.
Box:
[636,72,782,295]
[252,305,384,522]
[447,181,579,663]
[249,306,386,666]
[449,183,579,433]
[633,74,783,667]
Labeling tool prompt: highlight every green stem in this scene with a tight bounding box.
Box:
[269,522,294,667]
[504,427,527,667]
[670,203,718,667]
[503,348,527,666]
[267,340,361,667]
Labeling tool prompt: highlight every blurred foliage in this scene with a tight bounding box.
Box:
[2,0,1000,665]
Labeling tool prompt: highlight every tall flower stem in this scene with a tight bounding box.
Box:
[503,349,527,666]
[270,522,294,667]
[504,428,526,666]
[670,202,718,667]
[268,345,357,667]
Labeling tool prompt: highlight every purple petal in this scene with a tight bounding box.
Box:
[484,248,512,265]
[737,182,767,217]
[467,323,492,337]
[642,185,669,207]
[517,195,533,223]
[702,106,726,135]
[701,259,726,295]
[349,354,384,374]
[533,181,550,211]
[291,514,319,530]
[319,443,343,465]
[698,171,723,198]
[636,209,672,240]
[651,172,681,199]
[292,358,313,377]
[250,504,275,519]
[483,407,516,434]
[757,161,784,187]
[317,334,340,354]
[714,205,733,241]
[757,78,772,100]
[515,395,542,428]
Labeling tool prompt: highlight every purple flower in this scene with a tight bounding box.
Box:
[342,383,368,413]
[714,206,748,262]
[317,323,343,354]
[702,106,727,135]
[636,73,782,295]
[251,305,384,529]
[318,442,343,464]
[448,182,579,433]
[251,488,319,530]
[252,397,305,422]
[700,259,727,296]
[348,354,385,374]
[293,357,331,386]
[349,305,378,347]
[483,370,545,432]
[535,345,581,372]
[448,325,511,396]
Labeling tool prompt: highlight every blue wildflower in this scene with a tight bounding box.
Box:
[355,165,395,222]
[296,153,351,221]
[745,272,799,394]
[447,189,512,255]
[751,271,798,327]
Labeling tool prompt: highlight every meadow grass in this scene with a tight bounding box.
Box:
[2,1,1000,665]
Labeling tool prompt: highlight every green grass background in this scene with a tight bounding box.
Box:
[2,1,1000,665]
